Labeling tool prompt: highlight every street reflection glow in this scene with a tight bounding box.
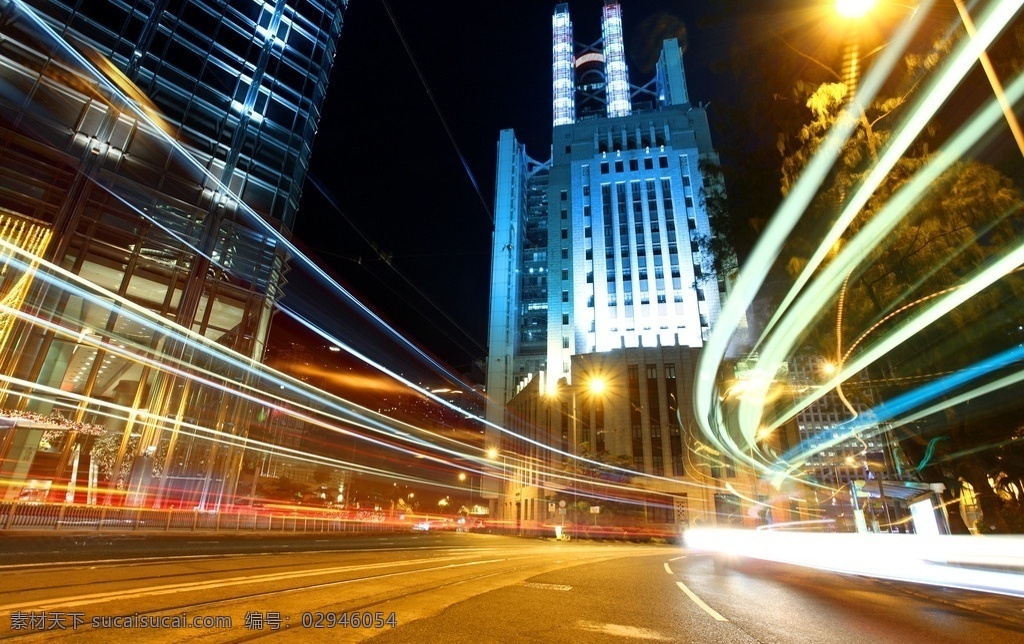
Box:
[685,528,1024,598]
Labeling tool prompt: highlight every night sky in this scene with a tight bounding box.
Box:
[292,1,784,376]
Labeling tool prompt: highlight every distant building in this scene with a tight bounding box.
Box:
[786,353,917,530]
[484,2,756,532]
[0,0,348,507]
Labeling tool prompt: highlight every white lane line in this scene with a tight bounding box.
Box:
[668,555,687,562]
[522,582,572,591]
[664,563,673,574]
[676,581,728,622]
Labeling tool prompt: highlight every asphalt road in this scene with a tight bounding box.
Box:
[1,532,1022,642]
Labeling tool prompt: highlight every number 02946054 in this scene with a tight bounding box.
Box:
[300,611,397,629]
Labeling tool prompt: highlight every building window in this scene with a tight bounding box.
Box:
[601,162,609,174]
[644,158,653,170]
[561,209,568,220]
[629,365,643,460]
[561,228,568,239]
[659,156,669,168]
[629,158,638,171]
[615,160,624,173]
[562,291,569,302]
[561,269,568,281]
[562,313,569,325]
[561,249,569,259]
[561,190,568,201]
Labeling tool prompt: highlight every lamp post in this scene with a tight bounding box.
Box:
[486,447,505,524]
[458,471,471,513]
[835,0,876,100]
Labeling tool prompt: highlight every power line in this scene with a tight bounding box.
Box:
[305,174,488,362]
[379,0,494,225]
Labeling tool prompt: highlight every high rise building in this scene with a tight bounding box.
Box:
[484,2,743,530]
[487,2,723,422]
[0,0,347,506]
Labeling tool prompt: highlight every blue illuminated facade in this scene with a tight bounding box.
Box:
[484,3,731,527]
[487,4,723,414]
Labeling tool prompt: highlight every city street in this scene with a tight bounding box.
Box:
[1,533,1021,642]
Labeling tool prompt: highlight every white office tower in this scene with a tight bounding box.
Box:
[487,2,723,408]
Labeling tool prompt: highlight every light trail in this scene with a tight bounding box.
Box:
[697,0,1024,490]
[742,0,1024,458]
[0,0,743,518]
[4,0,1021,526]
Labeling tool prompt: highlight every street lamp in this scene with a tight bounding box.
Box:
[458,471,474,511]
[487,448,507,525]
[834,0,878,101]
[835,0,876,18]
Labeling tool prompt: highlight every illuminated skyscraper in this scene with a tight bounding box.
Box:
[0,0,347,506]
[487,2,722,415]
[485,2,732,526]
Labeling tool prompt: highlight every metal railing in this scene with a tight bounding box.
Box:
[0,502,397,534]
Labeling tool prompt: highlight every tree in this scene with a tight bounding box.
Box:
[771,15,1024,532]
[696,2,1024,531]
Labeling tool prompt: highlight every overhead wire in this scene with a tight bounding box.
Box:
[304,174,488,362]
[379,0,494,225]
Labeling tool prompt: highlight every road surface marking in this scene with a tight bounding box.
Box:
[522,582,572,591]
[676,581,728,622]
[576,621,674,640]
[664,563,673,574]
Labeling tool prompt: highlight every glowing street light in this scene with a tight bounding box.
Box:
[835,0,877,18]
[834,0,879,100]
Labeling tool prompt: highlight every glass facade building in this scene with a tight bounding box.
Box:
[0,0,347,507]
